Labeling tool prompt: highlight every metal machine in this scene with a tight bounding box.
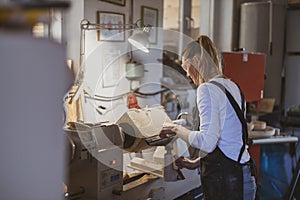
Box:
[222,52,266,103]
[65,123,123,199]
[65,106,200,200]
[117,106,185,182]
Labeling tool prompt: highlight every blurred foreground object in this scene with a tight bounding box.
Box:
[0,1,72,200]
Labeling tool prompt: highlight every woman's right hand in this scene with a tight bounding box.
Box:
[175,156,200,170]
[159,128,176,138]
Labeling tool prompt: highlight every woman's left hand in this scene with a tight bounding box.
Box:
[175,156,200,170]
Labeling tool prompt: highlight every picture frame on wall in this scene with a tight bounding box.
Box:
[141,6,158,44]
[96,11,125,42]
[99,0,125,6]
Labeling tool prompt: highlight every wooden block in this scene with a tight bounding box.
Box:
[258,98,275,113]
[129,157,163,178]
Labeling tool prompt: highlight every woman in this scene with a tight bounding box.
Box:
[161,35,256,200]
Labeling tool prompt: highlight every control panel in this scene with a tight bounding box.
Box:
[100,168,122,189]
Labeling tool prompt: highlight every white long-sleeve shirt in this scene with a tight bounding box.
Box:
[188,77,250,163]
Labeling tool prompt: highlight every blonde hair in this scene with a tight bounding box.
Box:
[197,35,220,68]
[182,35,222,83]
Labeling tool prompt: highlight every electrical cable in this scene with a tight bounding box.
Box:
[65,83,172,105]
[133,88,170,96]
[83,87,170,101]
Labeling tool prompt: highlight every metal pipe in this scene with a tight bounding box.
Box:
[80,19,138,31]
[79,22,85,70]
[209,0,215,39]
[176,112,188,120]
[268,0,273,55]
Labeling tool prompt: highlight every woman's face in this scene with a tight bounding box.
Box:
[182,57,202,86]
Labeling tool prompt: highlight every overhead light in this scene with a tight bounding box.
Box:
[128,29,150,53]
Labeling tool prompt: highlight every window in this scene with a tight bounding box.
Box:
[163,0,180,30]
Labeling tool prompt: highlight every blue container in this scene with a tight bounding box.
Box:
[259,144,289,199]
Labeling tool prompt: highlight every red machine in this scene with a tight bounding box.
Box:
[222,52,267,180]
[222,52,266,103]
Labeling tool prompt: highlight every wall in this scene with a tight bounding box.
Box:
[200,0,289,51]
[82,0,130,123]
[199,0,235,51]
[284,9,300,110]
[131,0,164,108]
[213,0,235,51]
[63,0,84,76]
[199,0,213,40]
[64,0,163,123]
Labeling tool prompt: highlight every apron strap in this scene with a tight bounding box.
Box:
[210,81,248,163]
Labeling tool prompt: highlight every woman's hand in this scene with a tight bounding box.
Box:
[160,122,191,143]
[159,128,176,138]
[175,156,200,170]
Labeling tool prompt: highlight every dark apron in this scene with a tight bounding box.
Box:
[199,81,248,200]
[200,147,243,200]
